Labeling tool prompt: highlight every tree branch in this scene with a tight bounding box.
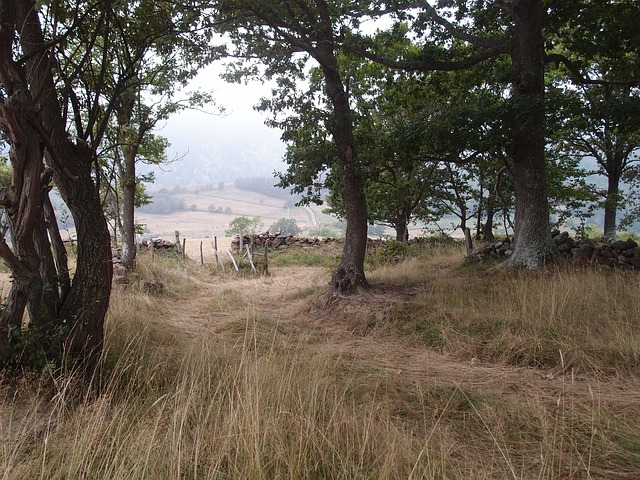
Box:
[546,53,640,87]
[347,42,509,72]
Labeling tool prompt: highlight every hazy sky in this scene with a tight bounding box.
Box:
[149,63,287,187]
[149,16,391,189]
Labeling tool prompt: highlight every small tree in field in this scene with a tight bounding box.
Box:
[225,216,263,237]
[270,218,301,236]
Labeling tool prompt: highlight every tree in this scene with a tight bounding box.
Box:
[213,0,383,293]
[349,0,559,268]
[0,1,113,368]
[560,86,639,239]
[334,55,448,242]
[544,0,640,239]
[62,1,221,271]
[546,0,640,238]
[312,38,514,242]
[270,218,301,236]
[225,216,263,236]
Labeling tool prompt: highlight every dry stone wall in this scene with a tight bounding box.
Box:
[469,230,640,270]
[231,233,336,249]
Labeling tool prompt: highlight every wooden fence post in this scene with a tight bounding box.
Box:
[213,236,224,271]
[225,248,239,272]
[263,239,269,276]
[175,230,182,254]
[200,241,204,267]
[245,245,257,274]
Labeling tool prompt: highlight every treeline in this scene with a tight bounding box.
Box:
[137,192,187,215]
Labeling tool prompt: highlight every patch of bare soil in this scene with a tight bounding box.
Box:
[165,265,640,421]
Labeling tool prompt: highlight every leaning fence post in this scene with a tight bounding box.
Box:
[245,244,257,274]
[225,248,239,272]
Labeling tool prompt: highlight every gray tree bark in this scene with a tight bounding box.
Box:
[501,0,558,269]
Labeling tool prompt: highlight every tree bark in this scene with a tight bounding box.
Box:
[0,89,51,359]
[483,192,496,241]
[501,0,558,269]
[15,1,112,369]
[603,168,621,240]
[395,217,409,243]
[314,23,368,294]
[394,206,410,242]
[120,145,138,270]
[43,194,71,303]
[476,172,484,240]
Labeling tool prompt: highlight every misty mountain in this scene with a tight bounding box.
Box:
[139,107,287,188]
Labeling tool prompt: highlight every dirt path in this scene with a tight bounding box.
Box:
[165,265,640,419]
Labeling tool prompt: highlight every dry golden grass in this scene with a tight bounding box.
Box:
[1,245,639,479]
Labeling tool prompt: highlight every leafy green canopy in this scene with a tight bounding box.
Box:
[226,215,263,236]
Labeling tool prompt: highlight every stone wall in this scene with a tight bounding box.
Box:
[468,230,640,269]
[232,234,336,249]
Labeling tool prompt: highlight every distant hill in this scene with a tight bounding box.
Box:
[141,106,287,188]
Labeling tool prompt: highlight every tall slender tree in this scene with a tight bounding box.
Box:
[59,1,220,270]
[213,1,384,293]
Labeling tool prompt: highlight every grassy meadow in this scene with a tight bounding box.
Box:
[1,242,639,479]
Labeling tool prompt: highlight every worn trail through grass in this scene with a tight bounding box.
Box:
[161,264,640,424]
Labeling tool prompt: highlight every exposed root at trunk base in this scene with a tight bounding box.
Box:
[330,265,368,298]
[499,245,561,270]
[314,284,419,323]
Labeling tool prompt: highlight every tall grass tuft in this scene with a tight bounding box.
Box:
[369,249,640,375]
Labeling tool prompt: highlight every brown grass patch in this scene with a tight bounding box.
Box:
[2,248,640,478]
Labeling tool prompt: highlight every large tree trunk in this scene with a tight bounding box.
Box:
[16,1,112,369]
[603,168,621,240]
[501,0,558,269]
[318,52,368,295]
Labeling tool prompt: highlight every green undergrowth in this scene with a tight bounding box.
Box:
[267,244,340,268]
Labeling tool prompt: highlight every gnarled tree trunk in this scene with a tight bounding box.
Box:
[0,0,113,370]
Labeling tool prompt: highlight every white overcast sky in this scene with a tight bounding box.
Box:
[150,15,391,188]
[149,62,287,187]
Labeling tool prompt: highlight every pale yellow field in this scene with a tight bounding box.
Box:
[136,184,330,239]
